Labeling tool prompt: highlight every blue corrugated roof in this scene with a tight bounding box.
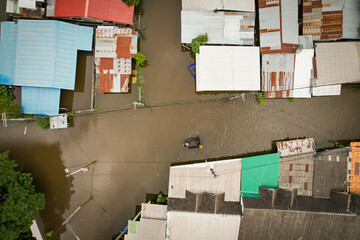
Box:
[0,20,93,90]
[0,20,93,115]
[21,87,61,116]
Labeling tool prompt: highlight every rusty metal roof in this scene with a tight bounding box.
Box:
[277,138,315,157]
[350,142,360,194]
[94,26,137,93]
[259,0,298,54]
[303,0,344,40]
[261,53,295,98]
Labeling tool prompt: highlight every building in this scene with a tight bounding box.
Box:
[182,0,254,12]
[350,142,360,194]
[196,46,260,91]
[314,42,360,87]
[303,0,360,40]
[125,203,167,240]
[46,0,134,25]
[181,10,255,46]
[94,26,138,93]
[0,20,93,115]
[167,159,242,240]
[6,0,45,18]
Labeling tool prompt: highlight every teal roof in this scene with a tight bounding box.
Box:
[241,153,280,197]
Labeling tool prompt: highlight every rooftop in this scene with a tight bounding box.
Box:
[196,46,260,91]
[182,0,255,12]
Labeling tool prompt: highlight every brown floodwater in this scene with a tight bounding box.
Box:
[1,0,360,240]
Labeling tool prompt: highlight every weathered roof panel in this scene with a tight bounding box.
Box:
[277,138,315,157]
[182,0,255,12]
[291,49,314,98]
[312,84,341,96]
[181,10,255,45]
[350,142,360,194]
[281,0,298,44]
[342,0,360,39]
[315,42,360,85]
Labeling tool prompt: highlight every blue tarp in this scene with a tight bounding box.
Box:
[0,20,93,115]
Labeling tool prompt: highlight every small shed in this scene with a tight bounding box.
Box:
[50,113,68,129]
[196,46,260,91]
[276,138,316,157]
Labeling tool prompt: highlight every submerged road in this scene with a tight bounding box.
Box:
[1,0,360,239]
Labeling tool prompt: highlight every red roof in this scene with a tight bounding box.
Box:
[54,0,134,25]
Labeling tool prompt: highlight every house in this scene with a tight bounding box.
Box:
[181,10,255,46]
[167,159,242,240]
[46,0,134,25]
[349,142,360,194]
[196,46,260,91]
[303,0,360,40]
[94,26,138,93]
[0,20,93,115]
[314,42,360,87]
[182,0,254,12]
[6,0,45,18]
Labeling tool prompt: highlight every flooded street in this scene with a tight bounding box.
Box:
[0,0,360,239]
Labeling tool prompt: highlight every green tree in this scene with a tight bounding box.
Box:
[256,93,267,103]
[135,52,147,66]
[122,0,140,7]
[190,33,208,53]
[0,85,22,118]
[0,151,45,240]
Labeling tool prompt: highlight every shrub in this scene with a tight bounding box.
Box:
[135,52,146,66]
[0,85,22,118]
[288,98,294,102]
[190,33,208,53]
[36,118,50,130]
[122,0,140,7]
[142,23,146,30]
[256,93,267,103]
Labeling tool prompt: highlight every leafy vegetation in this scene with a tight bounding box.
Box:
[122,0,140,7]
[256,93,267,103]
[190,33,208,53]
[136,67,144,104]
[0,151,45,240]
[36,118,50,130]
[142,23,146,30]
[288,98,294,102]
[0,85,22,118]
[135,52,147,66]
[156,189,168,204]
[94,105,99,111]
[334,141,344,148]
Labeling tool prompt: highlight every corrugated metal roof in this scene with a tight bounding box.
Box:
[21,87,61,115]
[0,20,93,90]
[342,0,360,39]
[315,42,360,85]
[182,0,255,12]
[49,0,134,25]
[181,10,255,45]
[167,211,241,240]
[168,159,242,202]
[94,26,137,93]
[259,0,298,54]
[312,84,341,96]
[303,0,347,40]
[277,138,315,157]
[196,46,260,91]
[261,53,295,98]
[291,49,314,98]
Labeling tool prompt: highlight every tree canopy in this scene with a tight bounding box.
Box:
[0,151,45,240]
[0,85,22,118]
[122,0,140,7]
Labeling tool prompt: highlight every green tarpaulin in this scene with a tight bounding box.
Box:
[241,153,280,197]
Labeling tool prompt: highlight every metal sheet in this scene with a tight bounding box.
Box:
[342,0,360,39]
[182,0,254,12]
[261,53,295,98]
[50,113,68,129]
[168,159,242,202]
[277,138,315,157]
[281,0,298,44]
[315,42,360,85]
[291,49,314,98]
[181,10,254,45]
[21,87,61,116]
[50,0,134,25]
[196,46,260,91]
[167,211,241,240]
[312,84,341,96]
[350,142,360,194]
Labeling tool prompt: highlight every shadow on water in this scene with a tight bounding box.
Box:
[1,143,73,239]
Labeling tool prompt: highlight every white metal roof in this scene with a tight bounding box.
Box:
[141,203,167,220]
[167,211,241,240]
[168,159,241,202]
[312,85,341,96]
[281,0,298,44]
[181,10,255,45]
[50,114,68,129]
[196,46,260,91]
[259,6,281,49]
[291,49,314,98]
[182,0,255,12]
[315,42,360,85]
[343,0,360,39]
[6,0,44,13]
